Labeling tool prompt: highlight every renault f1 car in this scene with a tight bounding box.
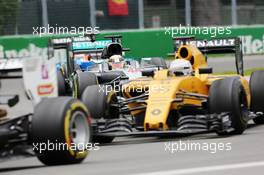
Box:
[81,37,264,143]
[0,62,92,165]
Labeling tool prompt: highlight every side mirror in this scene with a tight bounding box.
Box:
[142,69,155,77]
[199,67,213,74]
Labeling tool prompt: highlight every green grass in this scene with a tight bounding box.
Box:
[216,68,264,76]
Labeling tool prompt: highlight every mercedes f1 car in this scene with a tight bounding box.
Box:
[0,61,92,165]
[81,37,264,143]
[49,35,140,99]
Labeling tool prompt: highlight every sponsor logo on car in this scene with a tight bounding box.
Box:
[72,40,112,50]
[37,84,54,95]
[151,109,161,115]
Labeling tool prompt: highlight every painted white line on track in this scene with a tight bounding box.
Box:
[132,161,264,175]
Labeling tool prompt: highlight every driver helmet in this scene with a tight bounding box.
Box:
[109,55,125,69]
[169,59,193,75]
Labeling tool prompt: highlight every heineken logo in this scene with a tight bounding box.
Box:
[241,35,264,54]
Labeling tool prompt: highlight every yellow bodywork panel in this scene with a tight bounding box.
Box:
[123,70,209,130]
[122,44,250,131]
[144,73,208,130]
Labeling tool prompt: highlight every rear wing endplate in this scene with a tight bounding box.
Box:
[172,37,244,76]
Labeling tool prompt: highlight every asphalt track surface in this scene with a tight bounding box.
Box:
[1,55,264,175]
[208,54,264,72]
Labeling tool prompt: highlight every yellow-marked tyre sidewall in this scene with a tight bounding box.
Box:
[64,101,91,160]
[73,76,78,98]
[32,97,91,165]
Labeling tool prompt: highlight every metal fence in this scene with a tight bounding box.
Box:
[0,0,264,35]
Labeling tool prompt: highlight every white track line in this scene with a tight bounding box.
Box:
[133,161,264,175]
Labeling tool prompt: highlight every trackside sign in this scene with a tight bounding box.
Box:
[0,26,264,59]
[241,35,264,54]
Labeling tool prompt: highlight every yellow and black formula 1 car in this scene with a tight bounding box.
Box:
[0,68,92,165]
[81,37,264,143]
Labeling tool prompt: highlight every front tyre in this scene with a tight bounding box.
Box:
[81,85,118,144]
[209,77,249,135]
[31,97,92,165]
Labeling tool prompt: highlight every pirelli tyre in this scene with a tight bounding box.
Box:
[73,71,98,98]
[250,70,264,124]
[209,77,249,135]
[81,85,119,144]
[31,97,92,165]
[81,85,118,119]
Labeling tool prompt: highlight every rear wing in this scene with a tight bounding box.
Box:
[71,40,112,54]
[70,35,130,58]
[173,36,241,53]
[49,36,93,49]
[49,35,129,59]
[48,36,93,59]
[172,37,244,76]
[70,35,130,54]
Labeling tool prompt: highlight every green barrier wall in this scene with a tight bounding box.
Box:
[0,25,264,60]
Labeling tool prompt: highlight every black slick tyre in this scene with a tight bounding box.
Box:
[209,77,249,135]
[31,97,91,165]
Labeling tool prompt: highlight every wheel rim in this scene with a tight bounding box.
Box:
[69,111,90,149]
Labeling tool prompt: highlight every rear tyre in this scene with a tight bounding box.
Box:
[60,64,68,78]
[57,70,66,96]
[250,70,264,124]
[98,71,126,84]
[73,71,98,98]
[81,85,118,144]
[31,97,91,165]
[209,77,249,135]
[81,85,118,119]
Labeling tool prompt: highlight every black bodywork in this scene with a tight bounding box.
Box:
[0,69,33,159]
